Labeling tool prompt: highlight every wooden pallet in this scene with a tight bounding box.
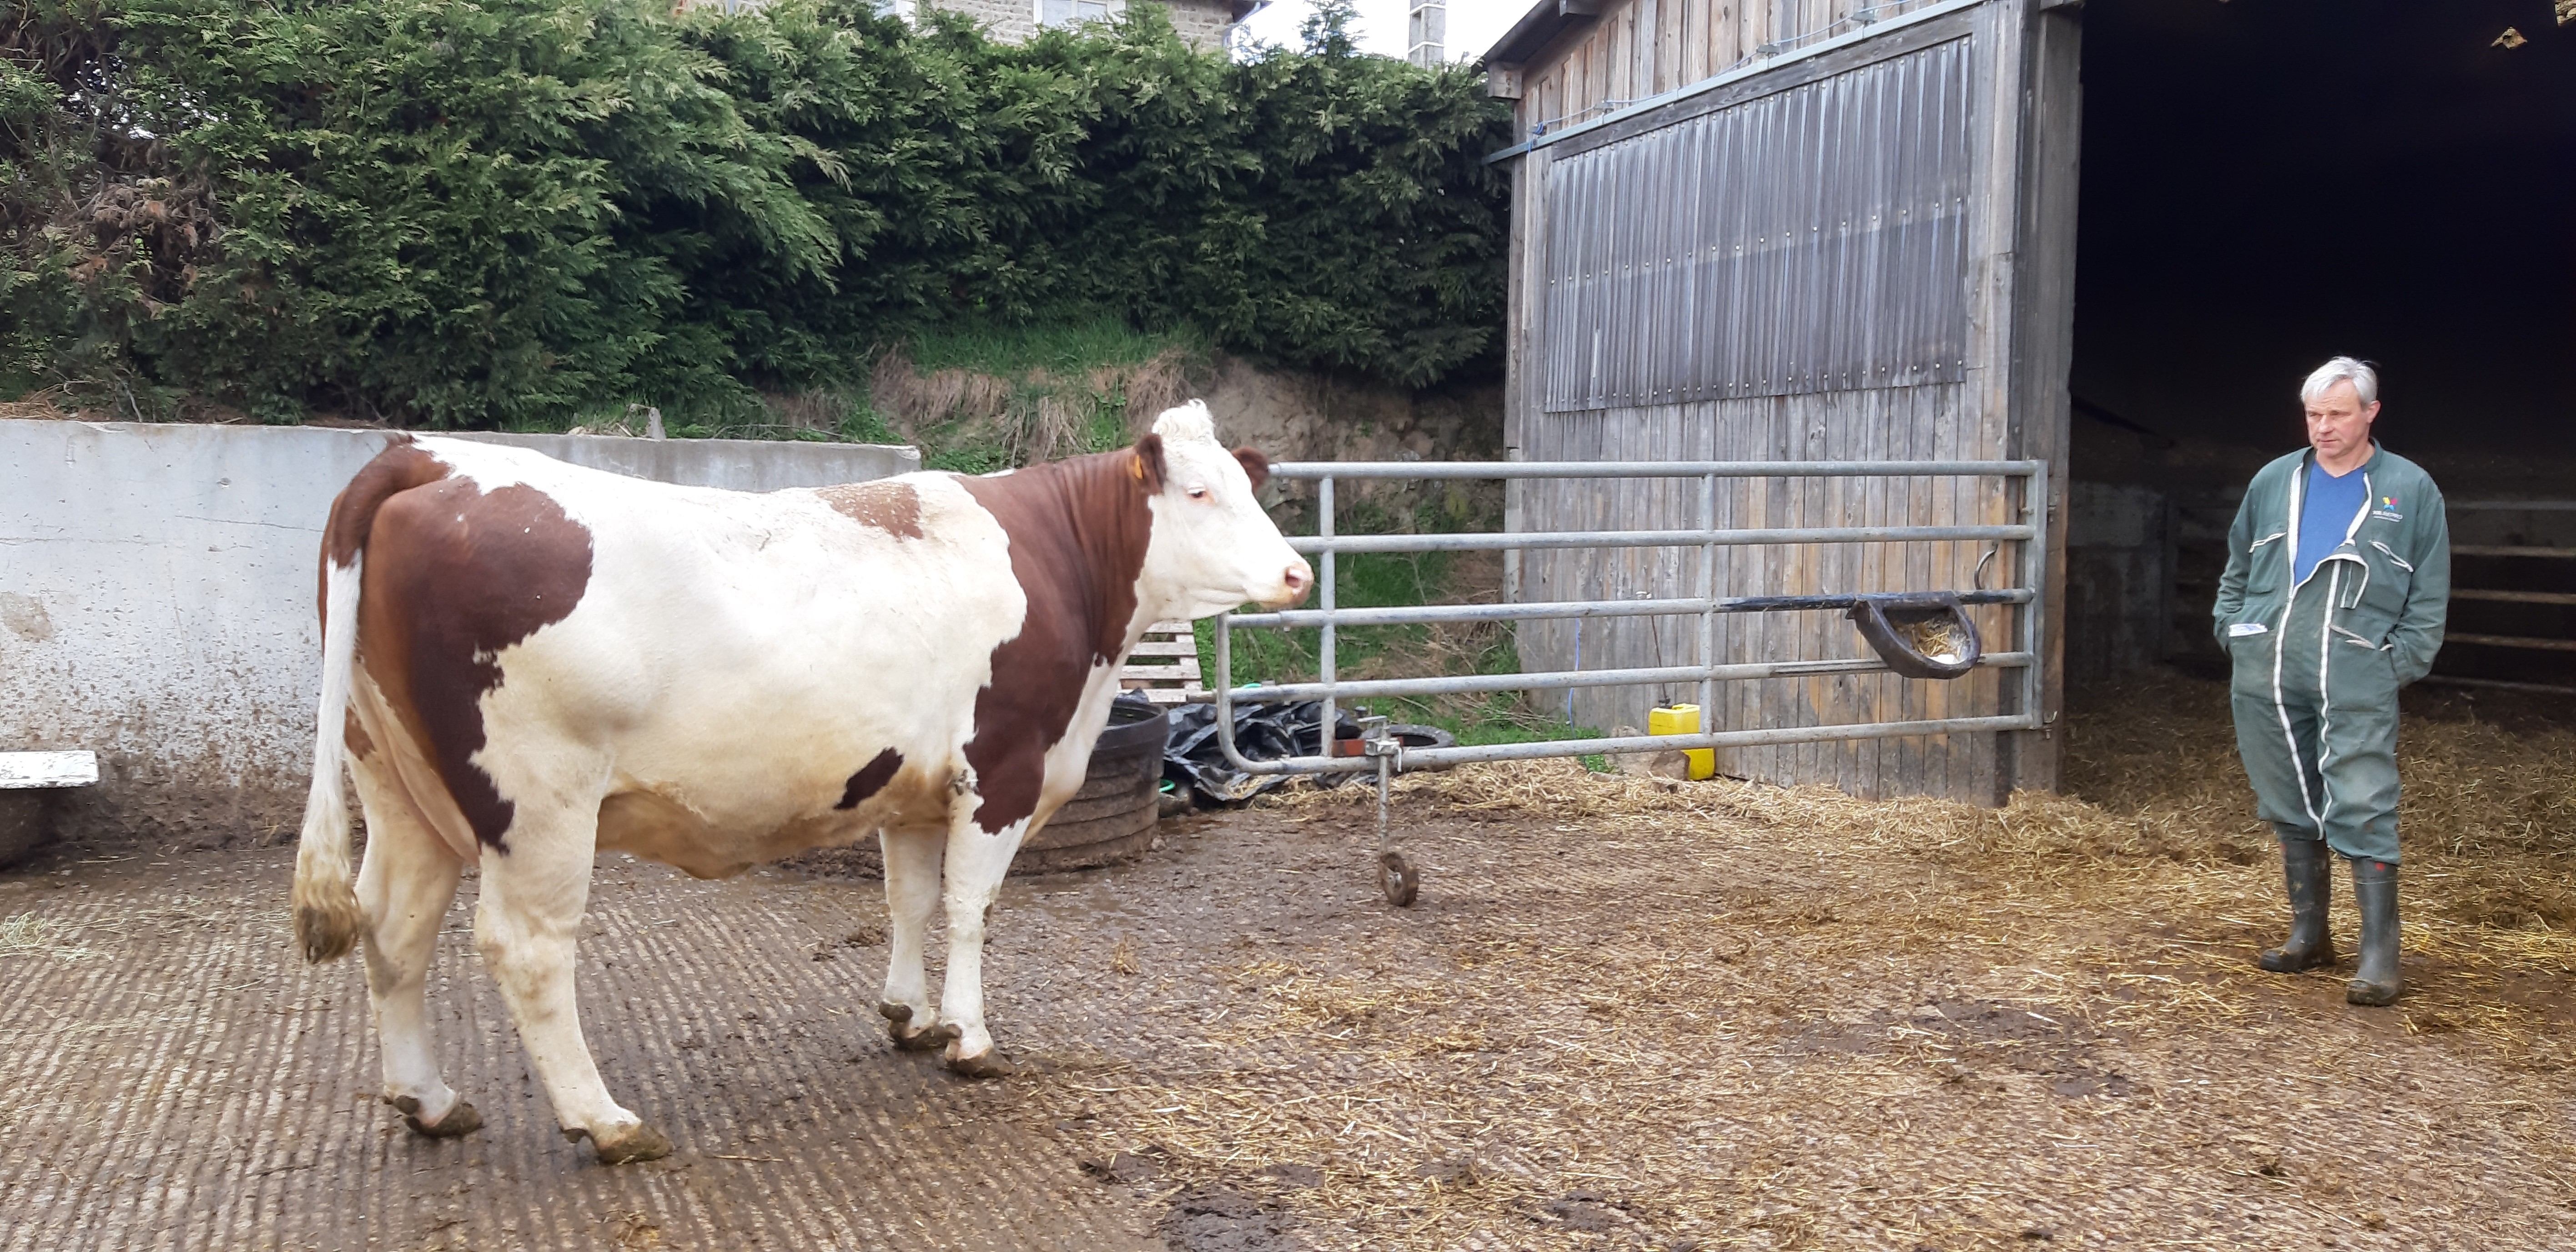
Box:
[1119,621,1208,705]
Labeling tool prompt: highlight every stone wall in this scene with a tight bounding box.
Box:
[1161,0,1233,49]
[915,0,1238,48]
[1195,354,1504,527]
[924,0,1036,43]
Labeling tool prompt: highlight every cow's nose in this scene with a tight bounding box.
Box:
[1282,560,1313,604]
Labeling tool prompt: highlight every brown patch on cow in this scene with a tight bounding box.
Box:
[954,443,1161,836]
[321,437,443,571]
[1233,446,1270,491]
[342,706,376,761]
[837,748,905,810]
[317,438,447,625]
[816,480,924,539]
[357,478,594,852]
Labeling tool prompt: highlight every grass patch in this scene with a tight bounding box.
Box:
[497,313,1208,460]
[870,314,1208,472]
[1196,499,1603,750]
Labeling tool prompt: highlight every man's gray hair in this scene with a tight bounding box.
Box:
[2301,357,2379,408]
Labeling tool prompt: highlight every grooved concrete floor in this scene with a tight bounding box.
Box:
[7,793,2574,1251]
[0,850,1166,1252]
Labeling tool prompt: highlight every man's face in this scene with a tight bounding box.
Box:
[2304,380,2380,466]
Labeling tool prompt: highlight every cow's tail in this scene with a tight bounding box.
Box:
[294,439,436,964]
[292,551,368,964]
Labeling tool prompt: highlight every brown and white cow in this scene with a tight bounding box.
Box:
[290,403,1309,1164]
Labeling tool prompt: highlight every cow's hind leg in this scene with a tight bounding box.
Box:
[473,804,669,1165]
[936,807,1031,1079]
[351,760,474,1137]
[878,825,954,1051]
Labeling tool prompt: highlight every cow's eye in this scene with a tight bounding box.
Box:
[1187,487,1209,500]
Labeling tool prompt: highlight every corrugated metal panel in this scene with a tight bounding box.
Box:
[1540,36,1974,412]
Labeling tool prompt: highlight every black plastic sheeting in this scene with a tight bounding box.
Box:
[1159,699,1359,804]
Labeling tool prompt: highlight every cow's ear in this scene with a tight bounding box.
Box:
[1131,434,1167,494]
[1232,446,1270,491]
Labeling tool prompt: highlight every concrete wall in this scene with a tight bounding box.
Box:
[0,420,916,854]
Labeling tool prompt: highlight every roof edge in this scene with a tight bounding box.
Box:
[1485,0,1598,67]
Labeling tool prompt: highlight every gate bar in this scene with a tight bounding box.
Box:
[1265,459,2042,479]
[1289,524,2031,555]
[1406,713,2044,771]
[1232,588,2031,630]
[1210,455,2050,906]
[1227,651,2035,705]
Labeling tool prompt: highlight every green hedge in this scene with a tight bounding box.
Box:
[0,0,1510,428]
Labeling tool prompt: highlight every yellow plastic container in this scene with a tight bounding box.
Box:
[1648,704,1716,780]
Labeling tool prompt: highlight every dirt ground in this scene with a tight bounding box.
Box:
[4,694,2573,1250]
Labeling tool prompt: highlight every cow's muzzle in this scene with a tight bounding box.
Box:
[1264,559,1314,609]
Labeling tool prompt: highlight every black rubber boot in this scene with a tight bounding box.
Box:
[2256,837,2336,973]
[2347,858,2402,1006]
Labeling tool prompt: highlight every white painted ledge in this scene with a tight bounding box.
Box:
[0,752,99,789]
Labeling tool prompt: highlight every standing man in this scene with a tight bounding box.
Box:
[2213,358,2449,1006]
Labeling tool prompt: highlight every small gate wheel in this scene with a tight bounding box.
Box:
[1378,851,1420,907]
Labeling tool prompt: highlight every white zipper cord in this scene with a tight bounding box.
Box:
[2272,462,2322,830]
[2315,565,2341,832]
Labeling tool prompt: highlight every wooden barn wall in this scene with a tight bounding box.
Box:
[1517,0,1954,141]
[1501,0,2073,804]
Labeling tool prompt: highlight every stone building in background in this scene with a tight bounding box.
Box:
[694,0,1264,50]
[944,0,1264,47]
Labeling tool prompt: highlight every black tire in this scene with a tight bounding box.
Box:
[1379,724,1459,771]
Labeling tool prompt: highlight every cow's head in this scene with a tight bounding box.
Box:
[1132,402,1312,616]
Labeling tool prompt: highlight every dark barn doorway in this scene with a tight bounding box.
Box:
[2061,0,2575,692]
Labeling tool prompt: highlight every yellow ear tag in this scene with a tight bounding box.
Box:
[1130,455,1146,481]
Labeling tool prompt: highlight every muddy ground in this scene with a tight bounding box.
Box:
[3,762,2572,1251]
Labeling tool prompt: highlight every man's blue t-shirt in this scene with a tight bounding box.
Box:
[2294,458,2368,585]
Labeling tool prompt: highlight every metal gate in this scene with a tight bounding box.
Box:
[1213,457,2046,904]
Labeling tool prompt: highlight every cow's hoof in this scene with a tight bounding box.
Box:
[566,1122,674,1165]
[946,1048,1017,1080]
[387,1095,483,1139]
[881,1001,958,1052]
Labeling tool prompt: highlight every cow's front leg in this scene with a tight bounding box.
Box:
[936,805,1031,1079]
[475,819,669,1165]
[877,824,952,1051]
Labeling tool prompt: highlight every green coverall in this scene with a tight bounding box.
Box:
[2212,444,2450,864]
